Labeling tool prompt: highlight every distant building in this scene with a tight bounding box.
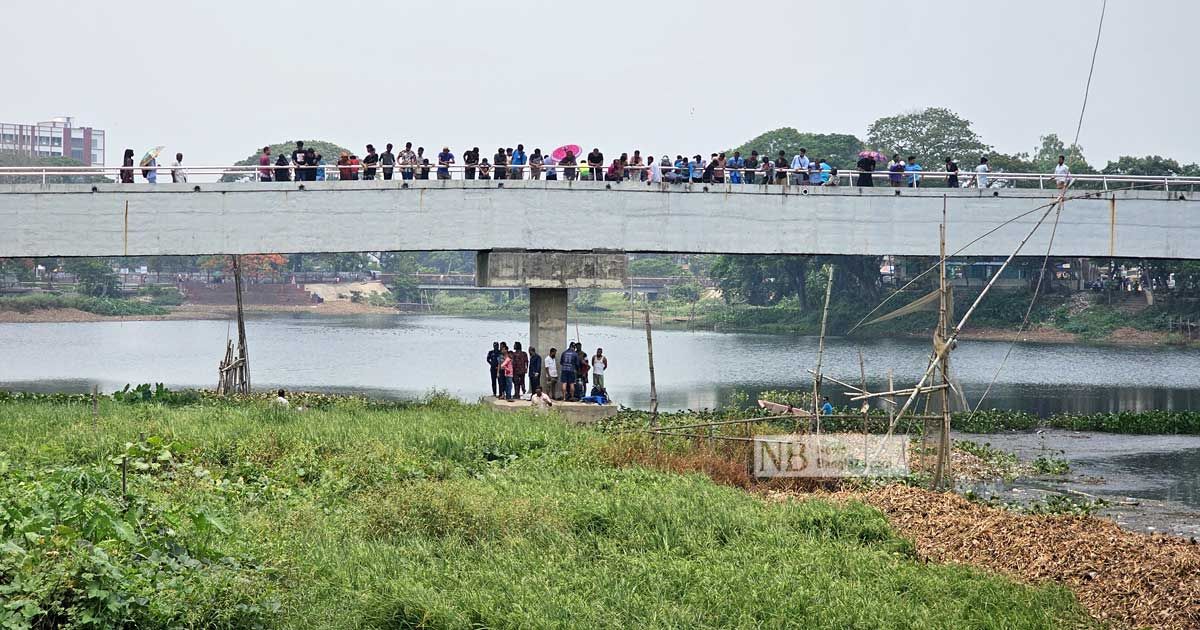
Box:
[0,116,105,166]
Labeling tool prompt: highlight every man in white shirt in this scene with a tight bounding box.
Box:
[530,387,554,409]
[647,155,662,184]
[1053,154,1071,192]
[544,347,559,400]
[171,153,187,183]
[974,156,990,188]
[790,148,810,185]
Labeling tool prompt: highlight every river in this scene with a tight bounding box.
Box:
[2,313,1197,534]
[1,313,1196,415]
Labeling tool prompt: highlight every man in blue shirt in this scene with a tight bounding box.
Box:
[728,151,744,184]
[905,156,922,188]
[819,158,832,185]
[688,155,704,183]
[511,144,527,180]
[437,147,455,180]
[821,397,833,416]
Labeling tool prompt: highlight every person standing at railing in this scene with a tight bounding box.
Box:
[855,154,875,186]
[973,156,990,188]
[274,153,291,182]
[312,150,325,181]
[774,152,788,184]
[478,158,492,179]
[143,156,158,183]
[171,153,187,183]
[529,148,543,180]
[120,149,135,183]
[437,147,455,180]
[380,143,396,180]
[493,147,507,180]
[606,158,622,182]
[587,148,604,181]
[631,150,644,181]
[363,144,379,181]
[944,157,959,188]
[808,159,821,187]
[762,156,775,184]
[647,155,662,184]
[560,150,576,181]
[905,156,921,188]
[728,151,743,184]
[463,147,479,180]
[688,155,703,183]
[819,158,832,185]
[337,152,352,180]
[398,142,417,180]
[511,144,526,180]
[348,154,361,180]
[543,152,557,181]
[744,151,758,184]
[887,154,904,187]
[258,146,273,182]
[291,141,307,181]
[1054,154,1071,192]
[790,148,810,185]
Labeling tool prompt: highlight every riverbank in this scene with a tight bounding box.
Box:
[0,396,1097,629]
[0,301,397,323]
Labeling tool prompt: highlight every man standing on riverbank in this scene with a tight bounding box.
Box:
[545,347,559,400]
[487,342,501,397]
[559,344,578,401]
[528,347,542,397]
[512,342,529,398]
[591,348,607,392]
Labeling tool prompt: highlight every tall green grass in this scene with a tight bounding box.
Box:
[0,293,166,316]
[0,398,1092,629]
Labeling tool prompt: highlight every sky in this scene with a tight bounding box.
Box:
[3,0,1197,169]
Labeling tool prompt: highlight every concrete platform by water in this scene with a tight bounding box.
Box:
[481,395,618,424]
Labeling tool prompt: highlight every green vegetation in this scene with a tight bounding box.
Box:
[219,140,353,183]
[0,293,167,317]
[0,396,1092,628]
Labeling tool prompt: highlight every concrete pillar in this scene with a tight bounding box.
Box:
[529,288,568,356]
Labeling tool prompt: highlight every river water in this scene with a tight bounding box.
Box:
[1,313,1197,414]
[2,314,1197,533]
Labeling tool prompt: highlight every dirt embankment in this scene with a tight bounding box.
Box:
[772,485,1200,630]
[0,301,398,324]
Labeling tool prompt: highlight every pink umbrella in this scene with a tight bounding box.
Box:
[551,144,582,161]
[858,150,888,162]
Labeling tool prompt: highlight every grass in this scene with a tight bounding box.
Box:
[0,293,167,316]
[0,396,1094,628]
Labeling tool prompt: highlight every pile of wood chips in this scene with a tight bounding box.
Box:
[773,485,1200,629]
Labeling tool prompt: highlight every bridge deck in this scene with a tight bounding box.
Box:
[2,180,1196,259]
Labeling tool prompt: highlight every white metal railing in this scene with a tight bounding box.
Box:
[1,163,1198,191]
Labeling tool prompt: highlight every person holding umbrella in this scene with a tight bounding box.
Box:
[856,151,883,187]
[140,146,163,183]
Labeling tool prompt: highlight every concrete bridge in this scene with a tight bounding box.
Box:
[3,179,1197,354]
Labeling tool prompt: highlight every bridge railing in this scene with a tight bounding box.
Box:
[1,164,1198,191]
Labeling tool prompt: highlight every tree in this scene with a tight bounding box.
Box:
[199,254,287,280]
[867,107,992,165]
[1030,134,1094,174]
[628,256,684,278]
[219,140,353,182]
[668,282,701,304]
[0,152,110,184]
[709,255,811,308]
[731,128,865,169]
[1102,155,1200,177]
[381,252,421,302]
[0,258,37,282]
[64,259,119,296]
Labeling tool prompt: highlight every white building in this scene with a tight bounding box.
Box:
[0,116,105,166]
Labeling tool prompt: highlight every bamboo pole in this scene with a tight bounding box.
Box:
[644,308,658,427]
[91,384,98,426]
[231,255,250,395]
[932,196,952,490]
[811,265,835,432]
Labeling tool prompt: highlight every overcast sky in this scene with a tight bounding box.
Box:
[3,0,1196,168]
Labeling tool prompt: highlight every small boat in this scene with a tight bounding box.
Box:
[757,400,811,417]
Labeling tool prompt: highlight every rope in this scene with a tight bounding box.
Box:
[1072,0,1108,152]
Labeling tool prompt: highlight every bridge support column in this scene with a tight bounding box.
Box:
[529,288,568,355]
[477,250,628,357]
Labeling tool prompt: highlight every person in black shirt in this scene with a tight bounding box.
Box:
[418,158,430,180]
[362,144,379,181]
[561,150,577,181]
[380,143,396,180]
[493,147,507,180]
[944,157,959,188]
[856,155,876,187]
[587,148,604,181]
[486,342,501,397]
[774,151,788,184]
[744,151,759,184]
[464,147,479,180]
[291,141,307,181]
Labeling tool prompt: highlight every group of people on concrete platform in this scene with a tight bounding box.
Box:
[486,341,609,406]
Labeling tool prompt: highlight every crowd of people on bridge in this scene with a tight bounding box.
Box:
[117,140,1074,190]
[486,340,609,406]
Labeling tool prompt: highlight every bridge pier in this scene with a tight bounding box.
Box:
[477,251,628,356]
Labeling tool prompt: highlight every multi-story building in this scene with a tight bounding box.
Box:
[0,116,105,166]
